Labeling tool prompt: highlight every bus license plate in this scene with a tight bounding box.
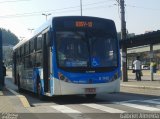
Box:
[85,88,96,94]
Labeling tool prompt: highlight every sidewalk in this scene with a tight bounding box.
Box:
[0,87,30,113]
[128,70,160,75]
[0,88,16,113]
[121,79,160,90]
[124,70,160,89]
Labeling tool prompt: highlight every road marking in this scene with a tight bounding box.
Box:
[113,98,160,103]
[142,100,160,105]
[118,102,160,111]
[51,105,81,113]
[51,105,92,119]
[0,91,3,96]
[121,84,160,89]
[150,98,160,101]
[82,103,125,113]
[7,88,30,108]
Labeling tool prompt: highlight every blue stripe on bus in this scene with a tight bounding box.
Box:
[56,69,121,84]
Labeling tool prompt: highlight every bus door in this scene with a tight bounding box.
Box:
[42,32,51,92]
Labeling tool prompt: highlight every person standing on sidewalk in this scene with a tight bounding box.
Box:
[133,56,142,81]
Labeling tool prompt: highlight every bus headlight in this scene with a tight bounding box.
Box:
[58,72,71,83]
[111,72,119,82]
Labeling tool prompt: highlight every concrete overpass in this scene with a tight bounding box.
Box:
[120,30,160,48]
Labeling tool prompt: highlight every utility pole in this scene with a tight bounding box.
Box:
[42,13,51,21]
[120,0,128,82]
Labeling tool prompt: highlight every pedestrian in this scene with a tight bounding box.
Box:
[133,56,142,81]
[2,62,6,86]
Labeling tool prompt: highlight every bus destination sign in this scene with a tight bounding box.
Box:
[75,21,93,28]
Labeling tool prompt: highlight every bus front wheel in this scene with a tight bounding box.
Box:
[85,94,96,99]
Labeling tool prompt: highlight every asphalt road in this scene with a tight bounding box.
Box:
[4,70,160,119]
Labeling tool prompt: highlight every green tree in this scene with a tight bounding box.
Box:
[1,28,19,45]
[1,28,19,66]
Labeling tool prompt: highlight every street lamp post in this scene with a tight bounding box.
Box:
[120,0,128,82]
[28,28,34,33]
[19,37,25,41]
[80,0,82,16]
[42,13,51,21]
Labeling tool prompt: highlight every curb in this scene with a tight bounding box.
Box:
[120,84,160,90]
[7,88,30,108]
[128,73,160,76]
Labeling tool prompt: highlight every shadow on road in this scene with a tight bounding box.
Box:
[5,75,160,106]
[18,89,160,107]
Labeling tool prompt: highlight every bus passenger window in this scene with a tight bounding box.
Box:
[30,39,35,53]
[36,37,42,51]
[24,56,30,68]
[35,52,42,67]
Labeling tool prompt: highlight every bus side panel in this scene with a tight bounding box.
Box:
[23,69,34,91]
[52,77,61,95]
[18,65,25,89]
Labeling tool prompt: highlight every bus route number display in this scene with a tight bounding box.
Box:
[75,21,93,28]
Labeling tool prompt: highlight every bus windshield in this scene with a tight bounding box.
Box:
[56,30,118,70]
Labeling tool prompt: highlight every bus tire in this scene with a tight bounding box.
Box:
[85,94,96,99]
[37,78,45,100]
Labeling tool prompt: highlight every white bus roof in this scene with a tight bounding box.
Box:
[13,18,53,51]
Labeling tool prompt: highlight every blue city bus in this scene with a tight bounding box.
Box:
[13,16,121,99]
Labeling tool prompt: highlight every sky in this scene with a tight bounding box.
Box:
[0,0,160,40]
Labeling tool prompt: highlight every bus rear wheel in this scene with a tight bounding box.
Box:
[85,94,96,99]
